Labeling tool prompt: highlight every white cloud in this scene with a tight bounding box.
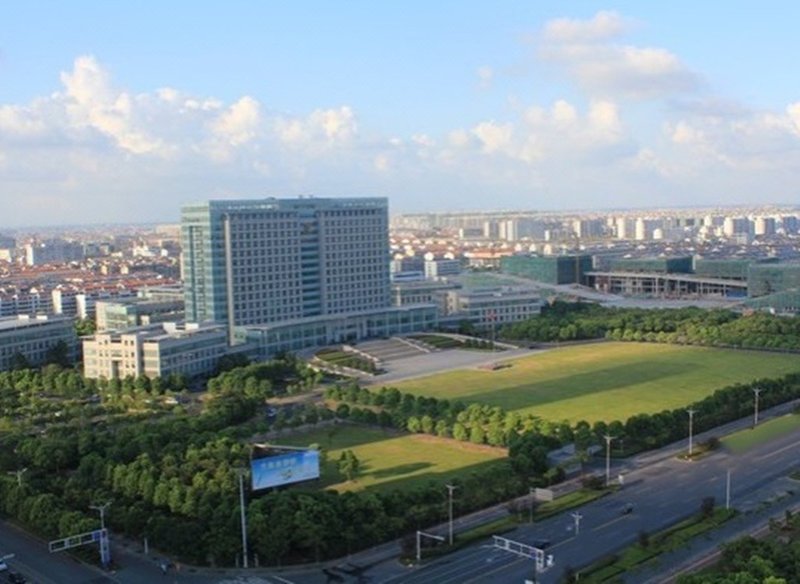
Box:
[472,121,514,154]
[276,106,357,151]
[212,96,261,146]
[0,104,48,136]
[374,154,390,172]
[787,102,800,135]
[477,66,494,89]
[670,120,705,145]
[60,56,164,154]
[3,51,800,225]
[539,12,699,100]
[543,11,629,43]
[551,100,578,126]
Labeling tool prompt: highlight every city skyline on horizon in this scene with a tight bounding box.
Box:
[3,198,800,233]
[3,2,800,227]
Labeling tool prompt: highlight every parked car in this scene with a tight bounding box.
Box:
[7,571,26,584]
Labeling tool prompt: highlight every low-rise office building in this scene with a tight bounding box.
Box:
[245,305,438,358]
[501,254,592,285]
[0,314,77,371]
[442,287,542,329]
[95,297,185,332]
[83,322,234,380]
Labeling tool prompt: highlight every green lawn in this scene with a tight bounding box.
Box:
[721,413,800,454]
[389,342,800,423]
[276,424,507,492]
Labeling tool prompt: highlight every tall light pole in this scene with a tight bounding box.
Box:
[571,511,583,536]
[89,501,111,530]
[726,469,732,510]
[7,467,27,487]
[445,484,457,545]
[529,487,535,524]
[686,408,697,459]
[603,435,614,487]
[752,388,763,427]
[237,469,249,568]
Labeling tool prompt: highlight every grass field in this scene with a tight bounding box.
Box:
[390,342,800,423]
[276,424,507,492]
[721,413,800,454]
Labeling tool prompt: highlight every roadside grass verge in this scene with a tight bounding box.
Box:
[721,413,800,454]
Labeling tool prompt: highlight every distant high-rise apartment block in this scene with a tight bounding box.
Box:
[24,239,85,266]
[723,217,751,237]
[753,217,776,237]
[181,197,391,338]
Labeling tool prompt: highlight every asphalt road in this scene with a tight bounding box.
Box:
[374,427,800,584]
[2,408,799,584]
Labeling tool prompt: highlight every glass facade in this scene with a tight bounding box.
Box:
[181,198,391,328]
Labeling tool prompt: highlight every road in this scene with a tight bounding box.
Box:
[2,406,799,584]
[367,426,800,584]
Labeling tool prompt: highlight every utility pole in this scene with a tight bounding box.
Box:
[445,484,457,545]
[686,408,697,459]
[726,469,731,510]
[603,435,615,487]
[529,487,535,523]
[7,467,27,487]
[89,501,111,530]
[571,511,583,536]
[752,388,763,427]
[237,469,249,569]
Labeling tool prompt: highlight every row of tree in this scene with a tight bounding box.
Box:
[502,302,800,351]
[207,354,323,399]
[328,373,800,457]
[678,510,800,583]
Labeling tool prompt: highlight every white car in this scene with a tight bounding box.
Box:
[0,559,7,571]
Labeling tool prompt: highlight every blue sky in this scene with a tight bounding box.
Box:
[2,1,800,226]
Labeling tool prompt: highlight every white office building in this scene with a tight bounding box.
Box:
[83,322,236,380]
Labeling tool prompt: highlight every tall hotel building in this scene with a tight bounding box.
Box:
[181,197,393,341]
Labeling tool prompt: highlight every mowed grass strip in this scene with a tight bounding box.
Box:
[390,342,800,423]
[722,413,800,454]
[276,425,507,493]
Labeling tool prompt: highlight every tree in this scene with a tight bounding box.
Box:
[44,341,71,368]
[10,352,31,371]
[75,318,96,337]
[700,496,716,518]
[338,450,360,482]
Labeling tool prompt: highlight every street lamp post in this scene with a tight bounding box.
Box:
[89,501,111,530]
[752,388,763,427]
[726,469,732,510]
[571,511,583,536]
[7,467,27,487]
[445,484,457,545]
[529,487,535,523]
[603,435,615,487]
[686,408,697,459]
[237,469,249,569]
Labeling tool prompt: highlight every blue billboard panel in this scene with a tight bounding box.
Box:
[251,449,320,490]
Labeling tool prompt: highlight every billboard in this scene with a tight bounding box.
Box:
[251,449,320,490]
